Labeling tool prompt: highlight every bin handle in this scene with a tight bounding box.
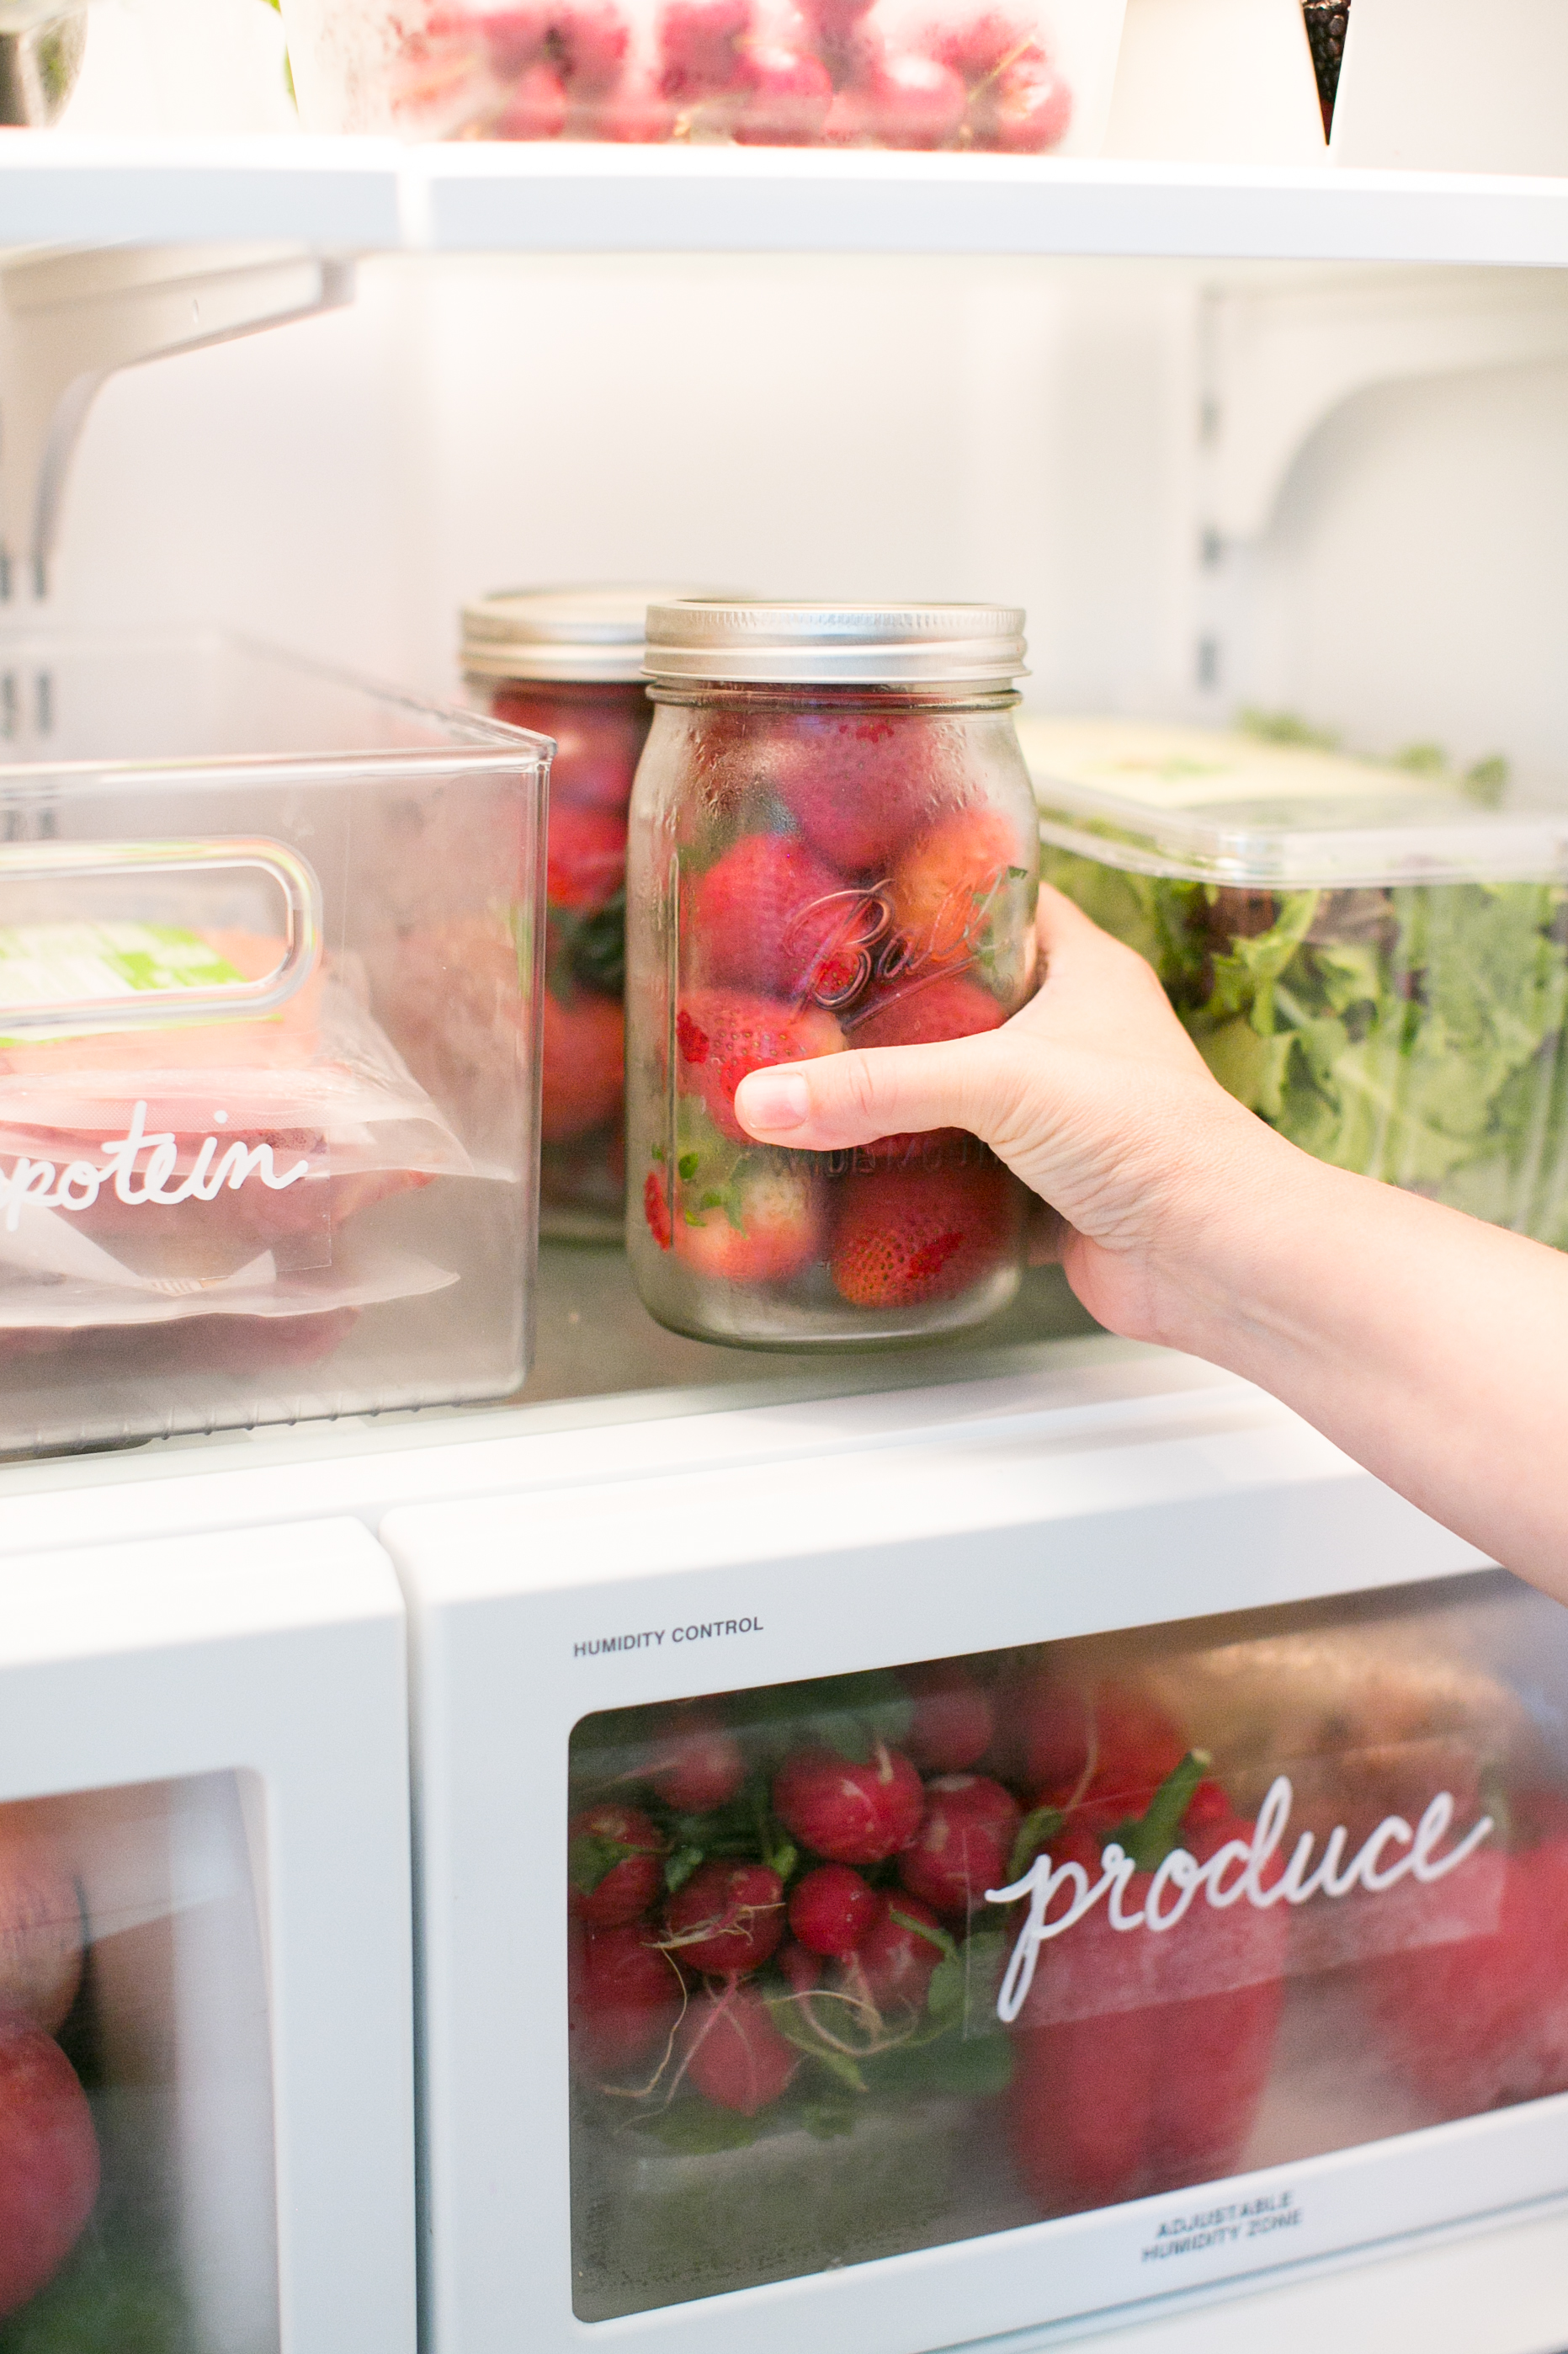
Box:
[0,837,322,1031]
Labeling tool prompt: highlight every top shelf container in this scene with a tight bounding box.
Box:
[3,136,1568,264]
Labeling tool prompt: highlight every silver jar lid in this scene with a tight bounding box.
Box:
[642,601,1028,686]
[461,585,718,684]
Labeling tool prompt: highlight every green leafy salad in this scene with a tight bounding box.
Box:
[1027,716,1568,1249]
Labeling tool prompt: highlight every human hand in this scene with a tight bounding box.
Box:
[733,886,1295,1345]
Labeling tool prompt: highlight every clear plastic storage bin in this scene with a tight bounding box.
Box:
[1026,716,1568,1248]
[279,0,1126,154]
[0,631,548,1454]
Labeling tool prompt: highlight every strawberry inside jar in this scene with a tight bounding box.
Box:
[627,600,1038,1347]
[462,585,728,1241]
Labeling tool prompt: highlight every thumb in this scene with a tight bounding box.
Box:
[734,1031,1014,1153]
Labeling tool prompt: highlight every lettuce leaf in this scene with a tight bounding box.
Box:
[1043,849,1568,1243]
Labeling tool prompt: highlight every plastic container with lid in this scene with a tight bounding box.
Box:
[463,586,712,1243]
[626,599,1039,1349]
[278,0,1126,155]
[1026,715,1568,1246]
[0,627,549,1454]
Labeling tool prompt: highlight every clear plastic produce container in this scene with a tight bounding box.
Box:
[1025,716,1568,1248]
[626,600,1039,1348]
[463,586,713,1244]
[279,0,1127,153]
[0,630,548,1454]
[561,1571,1558,2317]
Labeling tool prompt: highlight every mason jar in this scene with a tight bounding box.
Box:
[464,586,694,1241]
[626,601,1039,1346]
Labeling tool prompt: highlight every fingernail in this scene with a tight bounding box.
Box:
[736,1069,811,1132]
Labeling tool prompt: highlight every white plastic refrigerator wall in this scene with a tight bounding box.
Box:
[0,33,1565,2354]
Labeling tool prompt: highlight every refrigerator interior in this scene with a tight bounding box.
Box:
[0,124,1564,2354]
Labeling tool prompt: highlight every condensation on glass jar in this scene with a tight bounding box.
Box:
[464,586,694,1242]
[626,601,1040,1347]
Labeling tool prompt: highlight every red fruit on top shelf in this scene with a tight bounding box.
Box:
[768,711,942,872]
[977,52,1071,152]
[551,1,631,91]
[1021,1681,1189,1825]
[789,1862,881,1957]
[829,1157,1015,1311]
[587,72,677,136]
[855,1891,945,2011]
[903,1664,994,1773]
[541,991,624,1144]
[647,1709,747,1813]
[0,1813,82,2037]
[547,807,628,910]
[675,988,844,1143]
[1358,1787,1568,2120]
[0,2020,98,2319]
[773,1742,924,1864]
[933,11,1035,83]
[495,60,570,135]
[822,45,968,146]
[796,0,874,55]
[658,0,754,99]
[689,833,857,1000]
[571,1919,688,2074]
[674,1156,822,1289]
[889,803,1024,963]
[664,1860,786,1976]
[733,45,834,141]
[898,1774,1021,1917]
[569,1803,667,1928]
[478,6,548,73]
[682,1981,798,2113]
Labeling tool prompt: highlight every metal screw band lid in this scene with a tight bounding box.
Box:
[461,585,723,684]
[642,600,1029,686]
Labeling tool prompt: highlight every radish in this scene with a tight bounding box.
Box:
[0,2016,98,2317]
[856,1893,945,2012]
[902,1666,995,1775]
[568,1803,666,1929]
[788,1863,880,1957]
[571,1920,686,2074]
[663,1861,784,1977]
[647,1710,747,1814]
[772,1743,923,1864]
[0,1814,82,2036]
[682,1984,797,2115]
[898,1775,1021,1917]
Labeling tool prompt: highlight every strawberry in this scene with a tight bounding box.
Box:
[828,1158,1016,1311]
[845,973,1006,1161]
[541,989,624,1143]
[821,45,967,146]
[658,0,753,99]
[681,1982,797,2113]
[571,1919,687,2074]
[643,1167,673,1249]
[767,711,943,872]
[674,1155,822,1289]
[733,44,834,141]
[646,1707,747,1813]
[1008,1755,1288,2218]
[0,2019,98,2319]
[1357,1788,1568,2119]
[547,806,627,911]
[788,1864,880,1957]
[888,803,1024,965]
[688,833,858,1000]
[569,1803,667,1928]
[674,988,844,1144]
[773,1742,924,1864]
[898,1774,1021,1917]
[491,687,646,812]
[855,1892,946,2012]
[903,1664,994,1773]
[663,1860,785,1977]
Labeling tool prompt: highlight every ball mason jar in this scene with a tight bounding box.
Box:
[464,586,691,1242]
[626,601,1039,1346]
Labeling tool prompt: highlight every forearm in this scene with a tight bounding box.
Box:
[1146,1126,1568,1588]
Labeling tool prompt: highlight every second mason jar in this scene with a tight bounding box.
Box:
[627,601,1040,1345]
